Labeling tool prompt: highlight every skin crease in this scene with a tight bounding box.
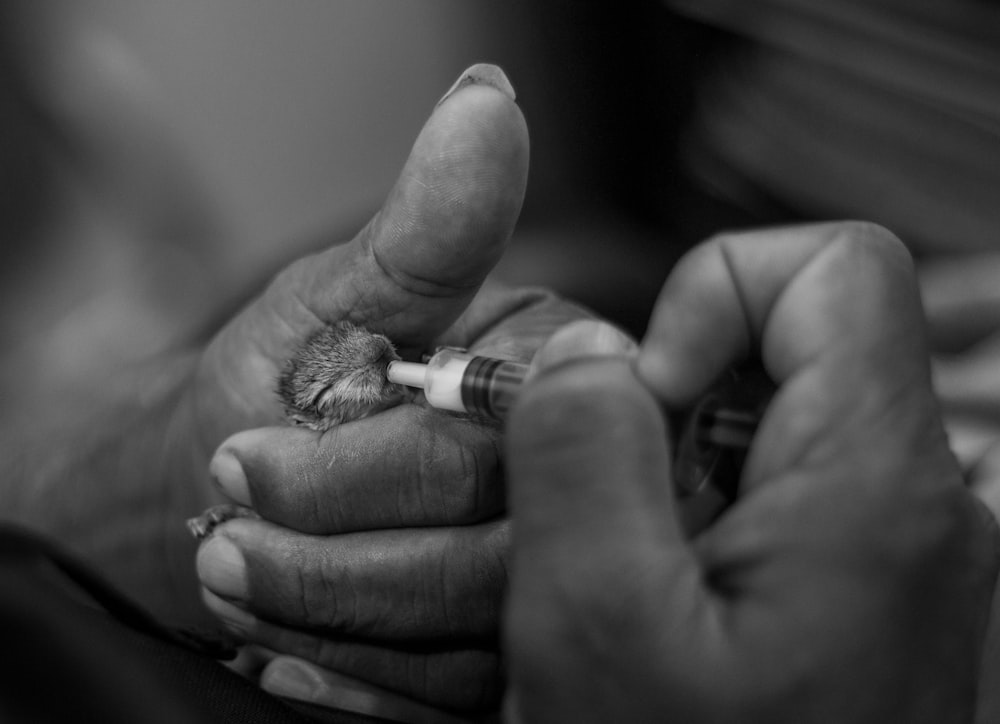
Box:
[503,223,1000,724]
[188,65,596,717]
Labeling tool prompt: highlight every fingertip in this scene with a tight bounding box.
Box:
[261,657,471,724]
[401,63,528,232]
[196,535,248,601]
[408,74,529,243]
[528,320,637,379]
[514,356,651,435]
[511,361,668,499]
[345,65,529,344]
[637,240,748,407]
[508,356,676,545]
[260,657,326,704]
[212,426,316,509]
[210,446,251,507]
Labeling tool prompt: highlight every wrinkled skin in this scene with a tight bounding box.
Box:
[504,223,1000,724]
[192,65,590,715]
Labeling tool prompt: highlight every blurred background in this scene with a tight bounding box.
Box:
[0,0,710,417]
[2,0,1000,457]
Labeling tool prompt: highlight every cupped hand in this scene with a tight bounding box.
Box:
[504,222,1000,723]
[184,63,529,452]
[192,65,592,715]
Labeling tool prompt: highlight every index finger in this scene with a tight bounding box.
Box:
[639,222,945,488]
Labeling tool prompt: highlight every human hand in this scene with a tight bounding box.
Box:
[195,285,585,716]
[183,63,529,451]
[193,65,592,716]
[504,223,1000,723]
[921,251,1000,724]
[920,252,1000,468]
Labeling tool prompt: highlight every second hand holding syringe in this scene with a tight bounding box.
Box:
[388,348,773,519]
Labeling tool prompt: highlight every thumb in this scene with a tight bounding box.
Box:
[508,319,678,577]
[504,330,705,716]
[507,341,689,596]
[201,64,528,433]
[258,62,528,352]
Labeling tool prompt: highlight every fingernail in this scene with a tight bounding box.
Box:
[436,63,515,108]
[531,320,638,375]
[210,449,251,506]
[262,658,318,701]
[196,535,248,600]
[201,588,255,637]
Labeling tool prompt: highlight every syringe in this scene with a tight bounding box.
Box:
[387,349,529,420]
[388,349,775,513]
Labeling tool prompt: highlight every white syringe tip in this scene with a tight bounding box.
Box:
[387,360,428,389]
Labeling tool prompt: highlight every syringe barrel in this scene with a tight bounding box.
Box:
[422,349,530,419]
[459,355,530,419]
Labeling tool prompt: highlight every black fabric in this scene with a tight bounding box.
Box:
[0,523,393,724]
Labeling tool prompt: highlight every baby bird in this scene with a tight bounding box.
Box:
[277,321,406,431]
[187,321,408,539]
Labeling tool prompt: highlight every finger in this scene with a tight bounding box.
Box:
[508,356,679,558]
[241,63,526,356]
[639,222,922,401]
[303,64,525,346]
[639,222,945,489]
[505,355,713,718]
[505,356,710,692]
[209,405,503,534]
[919,252,1000,353]
[526,319,638,378]
[435,280,595,361]
[223,644,278,680]
[201,64,528,436]
[942,412,1000,473]
[196,518,507,640]
[933,332,1000,419]
[260,655,491,720]
[967,442,1000,521]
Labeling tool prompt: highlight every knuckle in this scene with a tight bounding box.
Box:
[436,524,509,637]
[414,415,502,524]
[447,428,504,523]
[297,548,361,631]
[825,221,914,278]
[463,524,509,630]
